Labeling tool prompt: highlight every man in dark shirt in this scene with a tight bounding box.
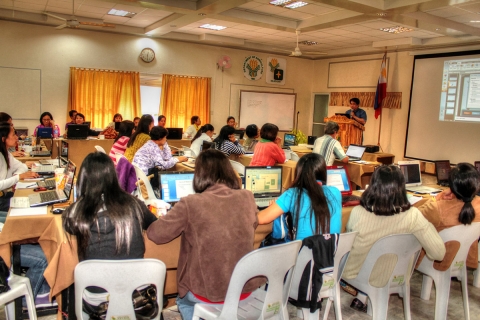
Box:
[345,98,367,125]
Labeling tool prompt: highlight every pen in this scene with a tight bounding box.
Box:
[25,184,37,188]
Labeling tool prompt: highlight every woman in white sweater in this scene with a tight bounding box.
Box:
[0,122,38,212]
[190,124,214,156]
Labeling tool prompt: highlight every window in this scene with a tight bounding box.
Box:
[140,85,161,125]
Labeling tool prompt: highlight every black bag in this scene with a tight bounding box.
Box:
[260,212,296,248]
[0,256,10,293]
[83,285,159,320]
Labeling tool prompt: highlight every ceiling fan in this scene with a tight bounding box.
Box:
[276,30,327,57]
[44,0,115,30]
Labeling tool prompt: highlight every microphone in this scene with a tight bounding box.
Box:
[296,111,300,133]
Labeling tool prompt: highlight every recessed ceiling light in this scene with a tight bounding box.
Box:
[435,28,441,30]
[107,9,136,18]
[377,12,387,16]
[198,13,206,16]
[470,20,480,23]
[199,24,227,31]
[380,26,413,34]
[270,0,291,5]
[299,40,317,45]
[285,1,308,8]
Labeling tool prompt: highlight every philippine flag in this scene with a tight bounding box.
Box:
[374,53,387,119]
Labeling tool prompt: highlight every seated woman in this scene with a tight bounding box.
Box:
[147,149,264,319]
[0,122,52,307]
[157,115,166,127]
[213,125,244,157]
[258,153,342,239]
[184,116,201,139]
[106,113,123,129]
[65,110,77,130]
[243,124,259,152]
[342,165,446,312]
[33,112,61,138]
[124,115,154,162]
[133,126,187,189]
[227,116,236,128]
[190,124,214,156]
[0,112,26,155]
[65,113,99,137]
[109,120,135,165]
[250,123,285,166]
[418,163,480,270]
[63,152,157,317]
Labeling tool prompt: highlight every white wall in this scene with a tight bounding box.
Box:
[0,20,314,135]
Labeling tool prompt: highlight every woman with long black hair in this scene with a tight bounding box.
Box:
[108,120,135,165]
[124,115,154,162]
[190,124,214,156]
[213,125,244,157]
[257,153,342,239]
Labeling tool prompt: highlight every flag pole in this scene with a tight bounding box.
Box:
[376,48,387,152]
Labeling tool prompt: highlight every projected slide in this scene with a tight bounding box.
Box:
[440,59,480,122]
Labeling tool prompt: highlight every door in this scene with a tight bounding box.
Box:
[312,94,329,138]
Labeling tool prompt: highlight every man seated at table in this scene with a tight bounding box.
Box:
[312,121,348,166]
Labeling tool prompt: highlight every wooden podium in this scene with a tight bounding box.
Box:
[324,115,364,147]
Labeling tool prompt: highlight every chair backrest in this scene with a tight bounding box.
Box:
[115,152,124,163]
[94,145,106,154]
[290,152,300,162]
[182,146,196,158]
[74,259,166,320]
[437,223,480,270]
[219,241,302,319]
[229,160,245,175]
[289,232,358,301]
[355,234,421,289]
[132,163,157,202]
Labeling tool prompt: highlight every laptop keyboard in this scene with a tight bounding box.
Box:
[38,179,56,188]
[39,191,59,202]
[33,165,55,172]
[255,197,277,209]
[30,151,51,157]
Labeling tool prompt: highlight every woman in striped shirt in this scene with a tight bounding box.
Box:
[109,120,134,165]
[213,125,244,157]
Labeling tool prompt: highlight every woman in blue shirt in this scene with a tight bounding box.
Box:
[258,153,342,239]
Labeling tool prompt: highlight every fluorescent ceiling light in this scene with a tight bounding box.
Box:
[299,40,317,45]
[285,1,308,9]
[270,0,291,5]
[108,9,136,17]
[380,26,413,34]
[199,24,226,31]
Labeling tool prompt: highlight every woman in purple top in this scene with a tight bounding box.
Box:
[33,112,61,138]
[133,126,187,190]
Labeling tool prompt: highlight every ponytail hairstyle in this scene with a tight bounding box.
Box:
[449,163,479,225]
[192,124,214,143]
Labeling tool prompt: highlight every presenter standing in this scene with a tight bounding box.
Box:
[345,98,367,125]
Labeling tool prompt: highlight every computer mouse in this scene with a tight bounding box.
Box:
[51,208,65,214]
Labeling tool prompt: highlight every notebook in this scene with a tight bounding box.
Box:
[67,125,89,140]
[244,166,282,208]
[28,161,76,207]
[37,127,53,138]
[345,144,366,161]
[326,165,361,207]
[283,133,296,148]
[166,128,183,140]
[435,160,451,187]
[160,171,195,204]
[398,160,441,193]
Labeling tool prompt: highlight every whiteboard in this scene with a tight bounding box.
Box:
[239,91,296,131]
[0,67,41,120]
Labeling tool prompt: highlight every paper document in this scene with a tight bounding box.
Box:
[10,206,48,216]
[407,195,424,205]
[16,182,38,189]
[10,197,30,208]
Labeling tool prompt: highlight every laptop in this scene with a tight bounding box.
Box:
[28,161,76,207]
[84,121,91,128]
[234,129,245,140]
[30,137,52,157]
[326,166,361,207]
[283,133,296,148]
[244,166,283,208]
[345,144,366,161]
[159,171,195,205]
[114,122,121,131]
[31,164,56,174]
[37,127,53,138]
[167,128,183,140]
[67,124,89,139]
[398,160,441,194]
[435,160,451,187]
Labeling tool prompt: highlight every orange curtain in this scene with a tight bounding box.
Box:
[160,74,210,129]
[68,67,141,128]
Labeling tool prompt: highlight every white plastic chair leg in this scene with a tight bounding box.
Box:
[433,273,451,320]
[4,277,36,320]
[460,267,470,320]
[368,288,390,320]
[322,298,332,320]
[420,275,434,300]
[332,286,342,320]
[403,284,412,320]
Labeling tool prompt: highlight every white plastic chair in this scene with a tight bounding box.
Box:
[182,146,197,158]
[473,246,480,288]
[192,240,302,320]
[345,234,422,320]
[2,274,37,320]
[115,152,124,164]
[417,223,480,320]
[290,152,300,161]
[74,259,166,320]
[94,145,106,154]
[229,160,245,176]
[132,163,157,205]
[289,232,358,320]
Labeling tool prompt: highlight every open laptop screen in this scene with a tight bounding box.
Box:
[244,166,282,196]
[61,161,76,198]
[37,127,53,138]
[345,144,366,159]
[160,172,195,203]
[326,166,352,195]
[284,133,296,147]
[398,161,422,186]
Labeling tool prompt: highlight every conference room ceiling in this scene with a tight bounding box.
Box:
[3,0,480,59]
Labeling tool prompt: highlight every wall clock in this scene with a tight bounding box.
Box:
[140,48,155,63]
